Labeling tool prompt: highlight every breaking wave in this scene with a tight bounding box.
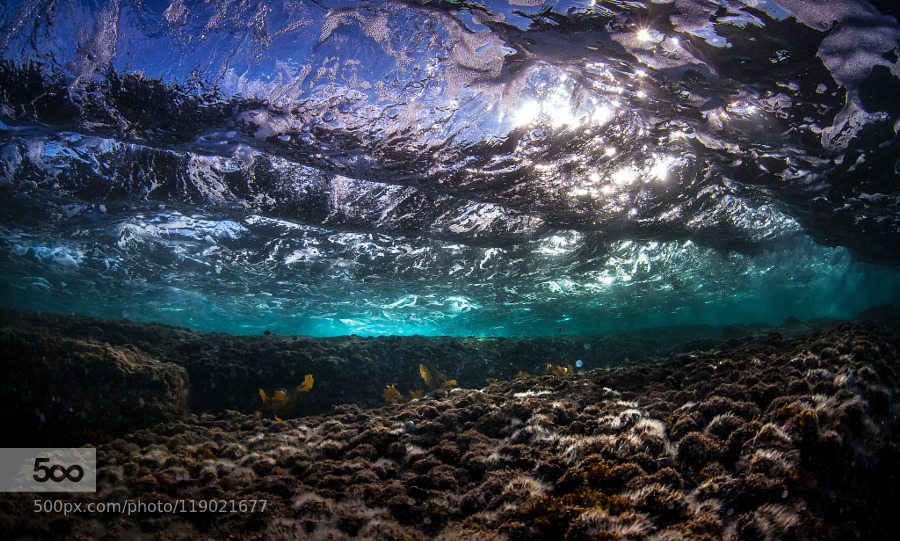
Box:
[1,0,899,335]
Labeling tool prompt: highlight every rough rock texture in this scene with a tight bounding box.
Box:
[0,328,189,446]
[1,320,898,540]
[2,307,883,438]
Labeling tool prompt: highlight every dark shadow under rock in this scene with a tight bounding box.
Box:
[0,327,189,446]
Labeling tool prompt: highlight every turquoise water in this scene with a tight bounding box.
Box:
[1,214,896,335]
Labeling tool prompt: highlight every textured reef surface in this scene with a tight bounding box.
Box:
[2,0,900,335]
[1,307,900,539]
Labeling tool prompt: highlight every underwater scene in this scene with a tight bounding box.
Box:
[1,0,899,539]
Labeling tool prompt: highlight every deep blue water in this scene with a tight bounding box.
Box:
[1,0,899,336]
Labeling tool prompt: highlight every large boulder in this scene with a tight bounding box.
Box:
[0,329,189,446]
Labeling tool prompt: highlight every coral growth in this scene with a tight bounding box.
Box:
[2,316,899,541]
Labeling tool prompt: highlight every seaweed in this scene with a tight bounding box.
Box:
[384,364,458,404]
[521,488,631,535]
[258,374,314,418]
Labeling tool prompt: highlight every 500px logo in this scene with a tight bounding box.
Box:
[1,448,96,492]
[32,457,85,483]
